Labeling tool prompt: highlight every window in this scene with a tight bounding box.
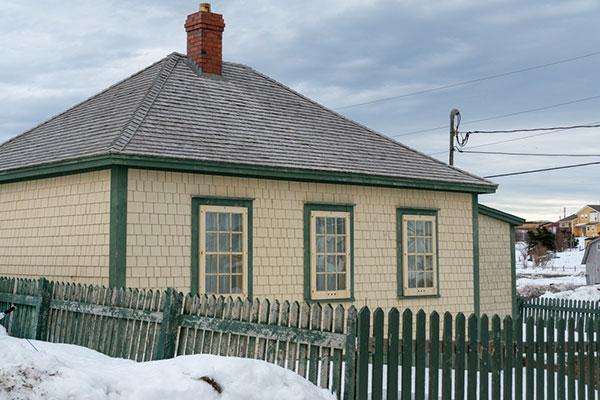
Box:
[397,208,439,297]
[592,213,598,222]
[192,197,253,298]
[304,203,353,301]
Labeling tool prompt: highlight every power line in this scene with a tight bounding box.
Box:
[427,120,600,156]
[484,161,600,178]
[393,94,600,138]
[458,149,600,157]
[334,50,600,110]
[464,123,600,135]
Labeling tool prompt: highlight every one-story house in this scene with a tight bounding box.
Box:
[0,4,521,317]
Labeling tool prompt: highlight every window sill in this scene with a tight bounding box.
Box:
[305,296,355,304]
[398,294,440,299]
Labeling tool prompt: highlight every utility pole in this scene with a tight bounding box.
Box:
[449,109,460,166]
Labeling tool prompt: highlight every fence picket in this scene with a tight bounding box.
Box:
[546,317,555,400]
[202,296,217,355]
[467,314,478,400]
[525,317,534,400]
[586,318,594,400]
[480,314,490,400]
[287,301,300,372]
[576,317,585,399]
[556,318,566,400]
[209,296,225,356]
[455,313,466,400]
[402,309,413,400]
[308,304,322,386]
[266,300,280,364]
[388,308,400,400]
[372,308,384,400]
[441,312,453,400]
[415,310,426,400]
[567,318,575,400]
[229,298,243,358]
[535,317,543,400]
[428,311,439,400]
[276,300,290,367]
[319,304,333,390]
[331,305,345,399]
[356,306,370,400]
[297,303,310,378]
[503,316,513,400]
[219,297,233,357]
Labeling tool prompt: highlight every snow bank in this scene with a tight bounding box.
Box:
[0,332,335,400]
[541,285,600,301]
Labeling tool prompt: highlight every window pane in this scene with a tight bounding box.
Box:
[416,238,424,253]
[408,272,416,288]
[219,233,230,252]
[407,237,415,253]
[337,255,346,272]
[231,233,242,252]
[416,221,424,236]
[316,217,325,234]
[337,274,346,290]
[326,256,336,272]
[219,213,230,231]
[327,236,335,253]
[417,255,424,271]
[231,213,242,232]
[425,238,432,253]
[206,254,217,274]
[205,276,217,294]
[337,236,345,253]
[425,221,432,236]
[316,274,325,291]
[232,255,243,273]
[406,220,415,236]
[206,233,217,252]
[327,274,336,291]
[219,275,230,294]
[316,255,326,273]
[408,255,416,271]
[425,272,434,288]
[326,217,335,234]
[425,255,433,271]
[206,212,217,231]
[219,254,230,273]
[337,218,346,234]
[232,275,243,294]
[316,236,325,253]
[417,272,424,288]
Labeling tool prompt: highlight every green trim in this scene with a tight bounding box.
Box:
[396,207,440,299]
[478,204,525,226]
[472,195,480,317]
[303,203,355,303]
[510,225,517,318]
[0,154,497,194]
[191,196,254,299]
[109,166,128,288]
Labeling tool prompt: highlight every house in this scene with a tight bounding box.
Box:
[582,237,600,284]
[558,214,577,233]
[515,221,549,242]
[571,205,600,239]
[0,5,519,317]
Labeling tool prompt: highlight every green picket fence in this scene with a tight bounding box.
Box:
[2,276,600,399]
[520,296,600,325]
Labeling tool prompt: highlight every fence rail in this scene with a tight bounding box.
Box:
[1,276,600,399]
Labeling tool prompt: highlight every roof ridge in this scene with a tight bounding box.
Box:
[0,55,171,151]
[109,53,180,153]
[237,63,496,187]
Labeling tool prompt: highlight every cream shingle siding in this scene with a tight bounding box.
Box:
[478,214,512,317]
[127,169,475,315]
[0,170,111,285]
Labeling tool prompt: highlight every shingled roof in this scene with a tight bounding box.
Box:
[0,52,496,191]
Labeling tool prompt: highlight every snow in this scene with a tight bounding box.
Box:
[0,325,335,400]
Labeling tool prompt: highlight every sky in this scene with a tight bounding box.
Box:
[0,0,599,221]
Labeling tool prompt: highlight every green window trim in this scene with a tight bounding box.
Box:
[191,196,253,299]
[303,203,355,303]
[396,207,440,299]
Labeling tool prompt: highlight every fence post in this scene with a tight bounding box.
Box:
[156,287,183,360]
[33,277,52,340]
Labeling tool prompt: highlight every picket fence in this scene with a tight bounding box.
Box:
[520,296,600,325]
[1,276,599,399]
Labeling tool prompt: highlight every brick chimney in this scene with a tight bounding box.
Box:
[185,3,225,75]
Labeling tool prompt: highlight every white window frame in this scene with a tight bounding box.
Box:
[401,214,438,297]
[309,210,351,300]
[199,205,248,296]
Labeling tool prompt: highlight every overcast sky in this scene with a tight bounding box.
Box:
[1,0,599,221]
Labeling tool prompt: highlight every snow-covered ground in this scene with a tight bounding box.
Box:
[0,325,335,400]
[516,242,600,300]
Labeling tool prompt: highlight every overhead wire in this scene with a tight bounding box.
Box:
[457,149,600,157]
[484,161,600,179]
[333,50,600,110]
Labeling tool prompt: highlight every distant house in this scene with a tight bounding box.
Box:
[572,205,600,239]
[0,5,520,317]
[558,214,577,233]
[515,221,550,242]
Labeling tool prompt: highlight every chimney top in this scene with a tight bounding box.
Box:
[185,4,225,76]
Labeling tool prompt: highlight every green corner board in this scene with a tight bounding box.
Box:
[108,166,128,288]
[0,154,497,194]
[472,195,480,317]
